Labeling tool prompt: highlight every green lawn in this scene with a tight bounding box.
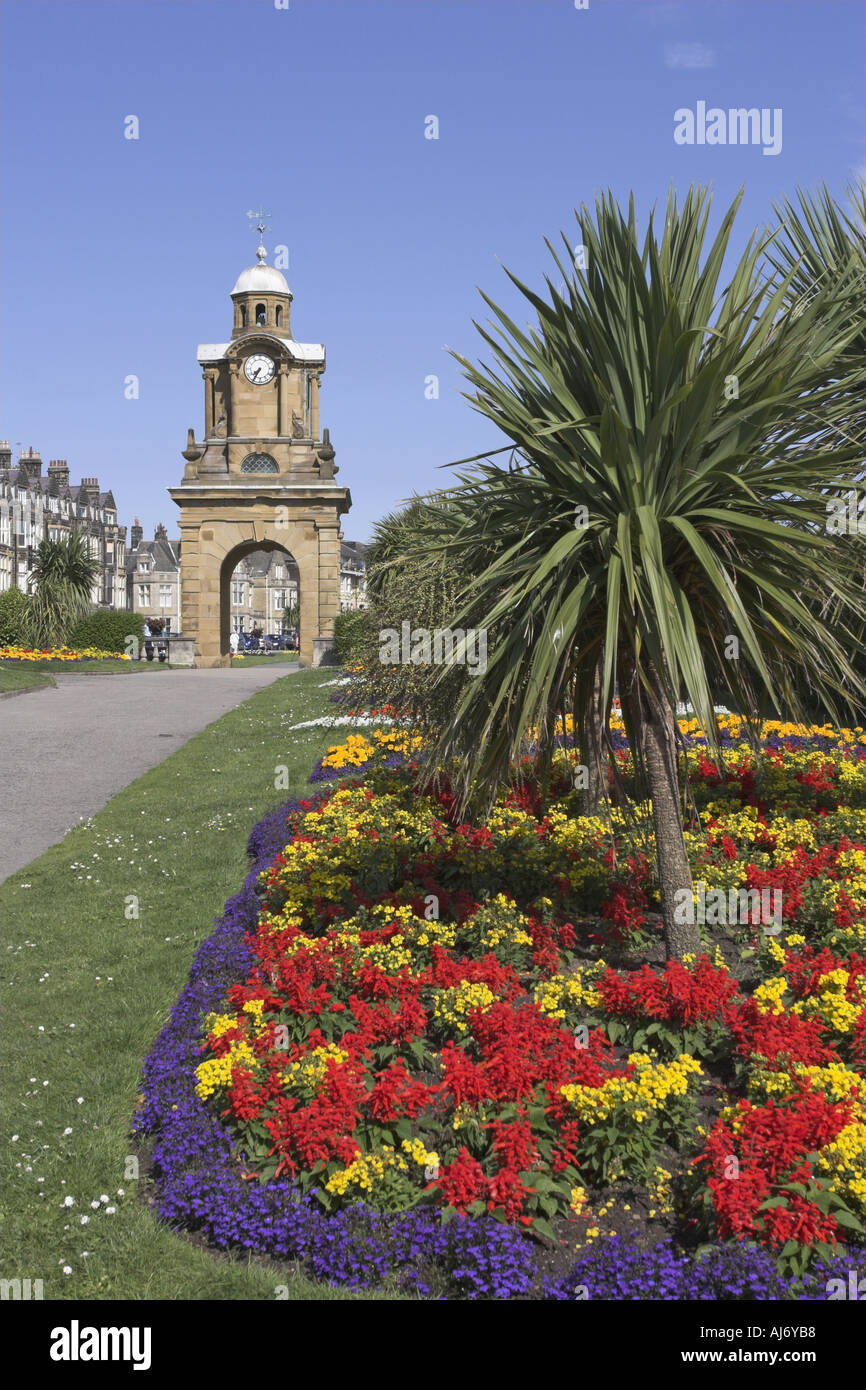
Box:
[231,651,299,667]
[0,657,173,675]
[0,665,56,697]
[0,667,391,1301]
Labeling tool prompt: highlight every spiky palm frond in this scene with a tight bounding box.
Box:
[416,185,866,809]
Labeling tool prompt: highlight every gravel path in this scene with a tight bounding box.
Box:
[0,665,299,884]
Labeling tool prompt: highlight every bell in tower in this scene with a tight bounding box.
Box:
[230,221,293,339]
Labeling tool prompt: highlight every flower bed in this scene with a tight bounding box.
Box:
[0,645,131,662]
[135,727,866,1297]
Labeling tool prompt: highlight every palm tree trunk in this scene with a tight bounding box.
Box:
[630,655,700,960]
[584,647,606,817]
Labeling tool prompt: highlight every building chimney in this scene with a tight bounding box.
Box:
[131,517,143,550]
[0,440,11,469]
[48,459,70,487]
[19,448,43,482]
[154,522,168,541]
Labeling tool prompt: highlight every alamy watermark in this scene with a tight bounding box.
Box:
[379,621,487,675]
[674,102,782,156]
[826,492,866,536]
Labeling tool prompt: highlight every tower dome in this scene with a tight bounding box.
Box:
[230,243,292,338]
[231,262,291,295]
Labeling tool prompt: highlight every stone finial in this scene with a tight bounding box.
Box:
[182,428,203,462]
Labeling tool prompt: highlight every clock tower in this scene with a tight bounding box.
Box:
[169,221,350,668]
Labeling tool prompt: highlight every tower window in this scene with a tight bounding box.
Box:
[255,303,267,325]
[275,305,282,327]
[240,452,279,474]
[239,304,247,327]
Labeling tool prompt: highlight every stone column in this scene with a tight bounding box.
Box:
[314,520,341,664]
[203,369,216,436]
[310,375,321,441]
[227,362,240,437]
[297,545,319,669]
[278,362,290,436]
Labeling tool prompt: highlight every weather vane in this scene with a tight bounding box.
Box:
[247,207,271,251]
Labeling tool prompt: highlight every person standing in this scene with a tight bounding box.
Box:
[230,628,239,655]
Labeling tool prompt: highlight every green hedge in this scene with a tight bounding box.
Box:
[0,587,29,647]
[332,609,374,664]
[67,609,145,655]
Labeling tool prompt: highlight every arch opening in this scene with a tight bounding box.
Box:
[221,540,300,657]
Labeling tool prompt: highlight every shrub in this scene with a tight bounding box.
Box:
[0,587,29,646]
[68,609,144,655]
[332,609,373,664]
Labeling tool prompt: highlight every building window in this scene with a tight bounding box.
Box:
[255,302,266,325]
[274,564,284,580]
[139,558,151,572]
[232,581,245,606]
[159,584,172,608]
[274,590,286,610]
[137,584,151,606]
[240,304,247,327]
[275,305,282,327]
[240,453,278,474]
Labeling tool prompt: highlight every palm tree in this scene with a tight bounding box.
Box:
[25,532,100,648]
[416,185,866,959]
[764,182,866,714]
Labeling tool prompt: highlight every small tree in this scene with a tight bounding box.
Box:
[24,533,100,649]
[349,499,483,736]
[418,185,866,959]
[0,586,29,647]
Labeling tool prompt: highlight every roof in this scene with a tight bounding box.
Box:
[231,263,291,296]
[341,540,369,563]
[233,548,299,579]
[126,538,181,574]
[197,337,325,364]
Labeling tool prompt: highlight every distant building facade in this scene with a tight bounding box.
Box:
[125,521,182,629]
[0,442,126,606]
[340,540,368,611]
[228,549,300,634]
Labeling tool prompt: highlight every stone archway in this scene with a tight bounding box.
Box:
[169,493,346,668]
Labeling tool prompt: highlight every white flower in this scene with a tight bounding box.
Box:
[104,1205,116,1215]
[62,1195,75,1207]
[90,1200,100,1210]
[80,1215,89,1225]
[116,1188,125,1197]
[62,1265,72,1275]
[76,1097,84,1104]
[63,1128,73,1136]
[100,1194,110,1203]
[11,1135,19,1142]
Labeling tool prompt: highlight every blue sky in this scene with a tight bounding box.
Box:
[1,0,864,544]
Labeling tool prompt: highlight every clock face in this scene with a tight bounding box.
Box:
[244,354,275,385]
